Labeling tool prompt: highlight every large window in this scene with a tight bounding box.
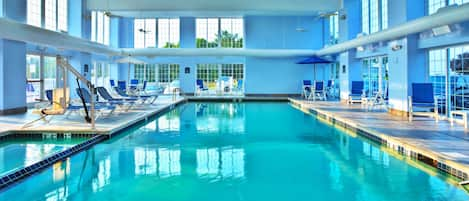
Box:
[361,56,388,98]
[91,11,110,45]
[196,18,244,48]
[134,18,180,48]
[134,19,156,48]
[27,0,67,32]
[158,18,180,48]
[91,62,110,87]
[428,0,469,15]
[361,0,388,34]
[158,64,180,84]
[26,55,57,103]
[134,64,180,93]
[328,13,339,45]
[429,49,448,115]
[429,45,469,116]
[197,64,245,95]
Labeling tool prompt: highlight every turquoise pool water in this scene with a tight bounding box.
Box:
[1,102,468,201]
[0,137,87,177]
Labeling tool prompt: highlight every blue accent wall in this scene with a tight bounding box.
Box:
[116,15,325,95]
[0,39,26,111]
[3,0,26,23]
[245,16,323,49]
[68,0,83,38]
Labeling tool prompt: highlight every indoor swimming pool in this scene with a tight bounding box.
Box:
[0,136,88,177]
[0,102,468,201]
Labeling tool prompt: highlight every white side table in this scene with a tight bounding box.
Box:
[450,110,469,129]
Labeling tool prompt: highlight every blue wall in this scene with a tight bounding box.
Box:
[117,15,325,95]
[245,16,323,49]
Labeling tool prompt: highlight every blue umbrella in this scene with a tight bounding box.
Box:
[297,56,333,80]
[296,56,333,64]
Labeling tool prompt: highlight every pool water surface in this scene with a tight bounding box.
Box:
[0,102,467,201]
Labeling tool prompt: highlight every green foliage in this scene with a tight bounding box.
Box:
[163,42,180,48]
[196,38,218,48]
[196,30,243,48]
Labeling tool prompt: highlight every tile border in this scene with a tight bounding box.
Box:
[0,134,108,191]
[289,98,469,181]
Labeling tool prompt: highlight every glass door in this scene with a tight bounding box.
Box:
[361,56,389,98]
[26,55,57,103]
[26,55,41,103]
[196,64,244,96]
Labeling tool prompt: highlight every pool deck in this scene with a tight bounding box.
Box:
[0,95,186,136]
[289,98,469,181]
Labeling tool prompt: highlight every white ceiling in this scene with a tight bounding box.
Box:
[87,0,341,17]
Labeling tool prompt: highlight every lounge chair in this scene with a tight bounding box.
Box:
[110,79,116,88]
[117,80,127,92]
[408,83,438,122]
[24,88,114,127]
[129,79,139,94]
[302,80,312,99]
[348,81,365,104]
[309,81,326,101]
[94,87,137,111]
[76,88,120,114]
[113,86,158,104]
[196,79,208,96]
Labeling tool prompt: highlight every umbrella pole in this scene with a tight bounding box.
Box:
[314,64,316,81]
[127,62,130,91]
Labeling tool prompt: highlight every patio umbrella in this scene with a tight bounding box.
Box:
[114,56,145,89]
[297,56,333,80]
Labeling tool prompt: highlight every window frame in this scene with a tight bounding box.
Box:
[196,17,244,48]
[91,11,110,45]
[27,0,68,32]
[134,18,180,48]
[361,0,388,34]
[26,54,58,103]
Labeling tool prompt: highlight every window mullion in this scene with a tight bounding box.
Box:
[41,0,46,28]
[55,0,58,31]
[218,18,221,48]
[156,18,159,48]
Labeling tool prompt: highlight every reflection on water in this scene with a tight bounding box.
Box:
[92,156,111,192]
[196,147,245,180]
[0,139,84,176]
[196,103,245,134]
[133,147,181,178]
[1,102,468,201]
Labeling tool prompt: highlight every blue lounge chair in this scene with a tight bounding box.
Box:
[408,83,438,122]
[196,79,208,96]
[76,88,120,114]
[97,87,137,101]
[113,86,158,104]
[95,87,137,111]
[117,80,126,92]
[348,81,365,104]
[309,81,326,101]
[110,80,116,88]
[302,80,312,99]
[129,79,139,93]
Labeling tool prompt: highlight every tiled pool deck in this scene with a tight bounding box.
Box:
[289,98,469,181]
[0,95,185,136]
